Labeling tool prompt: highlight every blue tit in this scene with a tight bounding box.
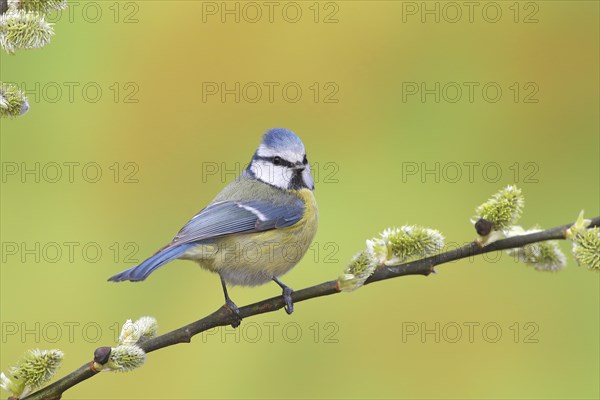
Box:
[108,128,318,323]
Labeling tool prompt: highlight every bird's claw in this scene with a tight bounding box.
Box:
[225,299,242,328]
[282,287,294,315]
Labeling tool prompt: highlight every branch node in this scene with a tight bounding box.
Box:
[183,329,192,343]
[89,361,100,374]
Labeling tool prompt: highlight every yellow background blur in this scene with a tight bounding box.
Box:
[1,1,598,399]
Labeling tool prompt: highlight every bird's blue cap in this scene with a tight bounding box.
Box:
[261,128,304,152]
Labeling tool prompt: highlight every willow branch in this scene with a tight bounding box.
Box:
[21,216,600,400]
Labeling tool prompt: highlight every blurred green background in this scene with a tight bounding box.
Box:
[1,1,598,399]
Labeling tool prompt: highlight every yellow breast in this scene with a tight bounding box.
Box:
[285,188,318,239]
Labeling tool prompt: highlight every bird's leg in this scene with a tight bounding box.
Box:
[272,277,294,315]
[220,275,241,328]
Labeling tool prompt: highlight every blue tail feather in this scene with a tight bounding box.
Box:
[107,243,194,282]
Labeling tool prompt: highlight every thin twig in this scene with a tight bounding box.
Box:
[21,216,600,400]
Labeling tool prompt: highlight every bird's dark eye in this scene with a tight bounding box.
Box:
[272,156,282,165]
[303,154,308,164]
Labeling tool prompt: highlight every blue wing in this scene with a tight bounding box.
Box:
[170,199,305,246]
[108,199,305,282]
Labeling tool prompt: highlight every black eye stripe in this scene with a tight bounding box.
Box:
[255,155,295,168]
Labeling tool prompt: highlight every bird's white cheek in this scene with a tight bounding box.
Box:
[250,161,291,189]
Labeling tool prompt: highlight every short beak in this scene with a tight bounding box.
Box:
[293,162,305,171]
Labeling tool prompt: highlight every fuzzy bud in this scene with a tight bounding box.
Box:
[473,185,524,238]
[571,227,600,271]
[0,9,54,54]
[104,345,146,372]
[119,316,159,345]
[508,240,567,272]
[368,225,445,266]
[0,83,29,117]
[505,226,566,272]
[118,319,141,345]
[134,316,158,343]
[0,349,63,398]
[337,249,377,292]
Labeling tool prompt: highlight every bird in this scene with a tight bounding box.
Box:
[108,128,318,326]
